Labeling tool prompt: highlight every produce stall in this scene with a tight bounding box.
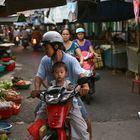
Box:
[0,43,15,57]
[0,77,31,138]
[0,77,31,120]
[0,80,22,120]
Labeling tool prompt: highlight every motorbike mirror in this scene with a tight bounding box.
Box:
[77,77,88,85]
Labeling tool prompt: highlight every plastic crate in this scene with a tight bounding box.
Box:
[2,60,15,65]
[12,103,21,115]
[1,57,11,62]
[0,65,5,72]
[6,62,16,71]
[0,107,13,119]
[103,49,127,69]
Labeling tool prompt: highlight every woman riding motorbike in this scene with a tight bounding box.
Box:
[73,27,101,104]
[73,27,99,57]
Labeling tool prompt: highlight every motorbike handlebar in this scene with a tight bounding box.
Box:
[27,77,88,99]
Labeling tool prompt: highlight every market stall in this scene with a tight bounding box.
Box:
[127,45,140,73]
[101,43,127,69]
[0,43,16,73]
[0,80,22,120]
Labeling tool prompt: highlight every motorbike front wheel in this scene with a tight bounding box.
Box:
[42,129,58,140]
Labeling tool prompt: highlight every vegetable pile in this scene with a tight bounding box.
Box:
[0,80,22,119]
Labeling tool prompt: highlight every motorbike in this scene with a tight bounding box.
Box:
[81,51,100,104]
[14,36,20,46]
[21,37,29,49]
[27,77,88,140]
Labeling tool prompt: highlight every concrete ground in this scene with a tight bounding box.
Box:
[1,46,140,140]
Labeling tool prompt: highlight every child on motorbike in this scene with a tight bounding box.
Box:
[30,31,93,140]
[35,61,90,140]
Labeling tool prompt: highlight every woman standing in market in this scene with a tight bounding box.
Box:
[61,28,84,66]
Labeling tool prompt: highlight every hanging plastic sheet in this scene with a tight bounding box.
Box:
[47,0,78,23]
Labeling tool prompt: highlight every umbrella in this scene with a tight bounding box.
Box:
[77,0,135,22]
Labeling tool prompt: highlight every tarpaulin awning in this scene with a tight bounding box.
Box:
[6,0,66,14]
[77,0,135,22]
[0,0,66,16]
[0,6,9,17]
[0,16,18,24]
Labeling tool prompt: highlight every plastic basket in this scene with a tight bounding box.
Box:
[0,107,13,120]
[6,62,16,71]
[0,122,12,133]
[6,95,22,104]
[12,103,21,115]
[1,57,11,62]
[14,84,31,90]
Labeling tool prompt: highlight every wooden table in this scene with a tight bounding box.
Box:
[0,43,15,50]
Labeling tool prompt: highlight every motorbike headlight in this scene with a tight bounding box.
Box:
[32,39,37,44]
[45,93,61,104]
[60,92,72,102]
[16,36,19,41]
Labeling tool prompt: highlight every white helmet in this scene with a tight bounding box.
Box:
[42,31,63,44]
[76,27,85,33]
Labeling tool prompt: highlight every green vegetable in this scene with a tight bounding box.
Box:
[0,80,13,90]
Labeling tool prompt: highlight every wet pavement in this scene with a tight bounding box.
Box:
[1,46,140,140]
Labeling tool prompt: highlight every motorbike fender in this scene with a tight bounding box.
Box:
[57,128,67,140]
[47,105,68,128]
[83,61,93,70]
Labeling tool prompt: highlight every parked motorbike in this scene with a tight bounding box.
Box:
[81,51,100,104]
[27,77,88,140]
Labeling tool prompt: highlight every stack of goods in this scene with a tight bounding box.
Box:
[0,57,16,72]
[93,49,104,69]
